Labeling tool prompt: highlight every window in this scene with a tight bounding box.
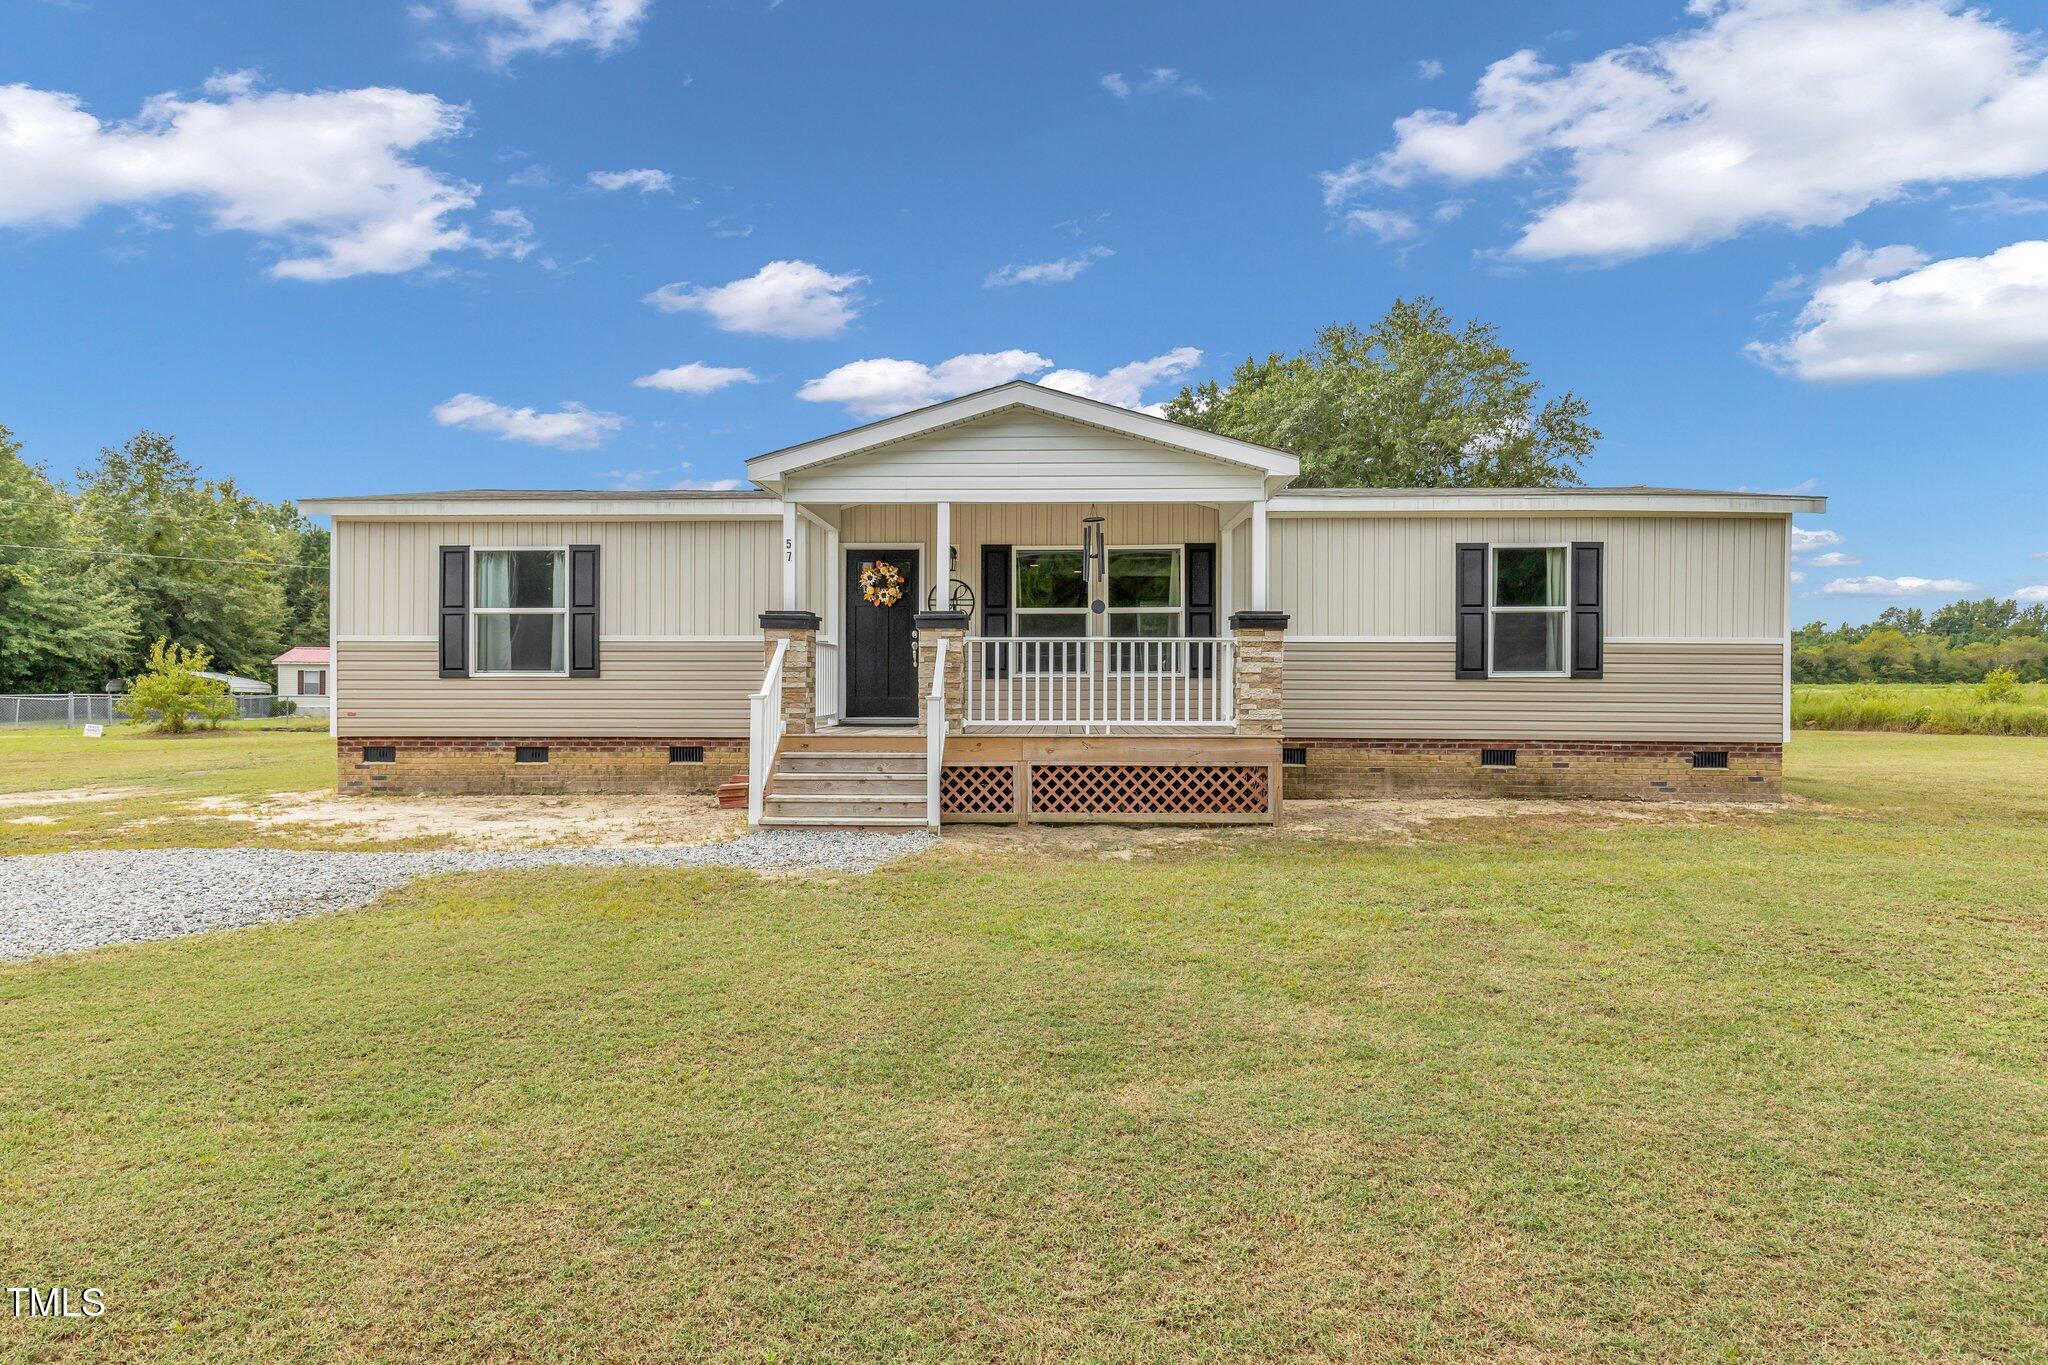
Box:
[1490,546,1567,675]
[298,669,326,696]
[515,745,549,764]
[474,549,566,674]
[1106,548,1181,638]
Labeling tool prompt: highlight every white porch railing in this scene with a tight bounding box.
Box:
[961,637,1235,732]
[746,639,788,826]
[924,636,947,829]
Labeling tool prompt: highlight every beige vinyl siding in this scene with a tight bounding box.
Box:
[1269,514,1788,639]
[785,410,1265,503]
[336,639,757,736]
[333,518,778,638]
[1284,641,1784,741]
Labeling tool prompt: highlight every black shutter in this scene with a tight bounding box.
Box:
[1571,541,1604,679]
[1184,542,1216,678]
[569,544,600,678]
[981,544,1011,677]
[1455,543,1488,679]
[438,545,469,678]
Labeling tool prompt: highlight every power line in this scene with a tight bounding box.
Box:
[0,542,317,571]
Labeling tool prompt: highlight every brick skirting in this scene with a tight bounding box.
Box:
[1281,739,1781,802]
[338,737,747,796]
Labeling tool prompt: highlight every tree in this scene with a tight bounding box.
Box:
[118,638,234,734]
[72,431,294,678]
[0,425,138,692]
[1163,301,1599,488]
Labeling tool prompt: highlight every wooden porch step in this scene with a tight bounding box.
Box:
[775,754,926,774]
[764,794,927,821]
[770,773,925,796]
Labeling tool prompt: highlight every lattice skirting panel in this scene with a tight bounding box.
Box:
[940,764,1018,818]
[1028,763,1271,822]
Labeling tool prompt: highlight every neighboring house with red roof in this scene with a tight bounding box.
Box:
[272,647,331,712]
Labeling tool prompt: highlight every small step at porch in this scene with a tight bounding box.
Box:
[758,733,930,828]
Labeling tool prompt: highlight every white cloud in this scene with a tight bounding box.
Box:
[799,346,1204,418]
[984,245,1113,288]
[1100,68,1207,100]
[632,361,758,394]
[433,393,623,448]
[1342,208,1421,245]
[1751,240,2048,381]
[2014,584,2048,603]
[1807,550,1861,567]
[1819,575,1977,597]
[1038,347,1203,414]
[504,163,551,188]
[645,260,865,339]
[202,68,261,97]
[798,351,1053,418]
[428,0,649,66]
[1790,525,1841,553]
[1330,0,2048,262]
[586,168,673,193]
[0,81,512,281]
[1417,59,1445,81]
[1790,570,1806,583]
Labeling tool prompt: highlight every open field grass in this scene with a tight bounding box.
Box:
[2,732,2045,1359]
[1795,680,2048,736]
[0,723,337,855]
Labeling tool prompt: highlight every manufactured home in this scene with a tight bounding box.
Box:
[302,382,1822,827]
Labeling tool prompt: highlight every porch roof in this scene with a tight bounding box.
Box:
[744,382,1300,498]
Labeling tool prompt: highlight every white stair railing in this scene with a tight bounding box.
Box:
[747,639,788,826]
[961,637,1235,732]
[924,636,947,830]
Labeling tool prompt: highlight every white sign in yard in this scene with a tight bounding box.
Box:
[81,723,104,738]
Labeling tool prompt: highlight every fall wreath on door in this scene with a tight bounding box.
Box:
[858,559,905,607]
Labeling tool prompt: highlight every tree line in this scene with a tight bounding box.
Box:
[1794,601,2048,684]
[0,423,327,693]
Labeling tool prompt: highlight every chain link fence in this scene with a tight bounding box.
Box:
[0,692,331,727]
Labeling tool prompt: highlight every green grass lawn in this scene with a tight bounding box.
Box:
[0,723,336,855]
[1795,680,2048,735]
[3,734,2046,1360]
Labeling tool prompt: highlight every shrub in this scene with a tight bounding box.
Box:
[1977,666,2021,704]
[118,639,235,734]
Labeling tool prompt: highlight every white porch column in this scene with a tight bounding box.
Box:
[933,500,951,609]
[781,503,799,610]
[1250,500,1270,612]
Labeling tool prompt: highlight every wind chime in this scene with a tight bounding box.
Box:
[1080,511,1107,618]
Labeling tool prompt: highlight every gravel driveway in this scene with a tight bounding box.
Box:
[0,830,935,962]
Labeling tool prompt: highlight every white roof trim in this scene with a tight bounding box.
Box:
[744,382,1300,484]
[1269,491,1826,516]
[300,496,782,519]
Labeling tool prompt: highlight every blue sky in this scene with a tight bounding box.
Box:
[5,0,2047,622]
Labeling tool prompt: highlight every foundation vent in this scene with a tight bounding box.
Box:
[515,746,550,764]
[669,745,704,764]
[1692,750,1730,769]
[361,745,395,764]
[1281,746,1307,766]
[1480,748,1518,768]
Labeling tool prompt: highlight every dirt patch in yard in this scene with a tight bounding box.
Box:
[185,790,744,850]
[0,785,161,809]
[942,795,1796,861]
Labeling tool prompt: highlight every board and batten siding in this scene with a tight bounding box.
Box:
[838,503,1222,618]
[784,410,1265,503]
[1269,514,1788,639]
[332,518,779,639]
[335,640,757,737]
[1270,512,1790,742]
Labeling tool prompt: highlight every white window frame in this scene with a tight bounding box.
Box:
[1487,543,1571,679]
[1103,544,1185,675]
[471,546,570,678]
[298,668,326,697]
[1010,546,1092,675]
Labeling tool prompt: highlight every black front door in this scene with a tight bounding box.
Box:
[844,549,920,719]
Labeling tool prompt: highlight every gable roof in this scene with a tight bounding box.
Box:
[273,646,332,665]
[744,381,1300,490]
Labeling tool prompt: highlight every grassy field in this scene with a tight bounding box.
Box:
[2,733,2046,1359]
[1795,680,2048,735]
[0,722,336,855]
